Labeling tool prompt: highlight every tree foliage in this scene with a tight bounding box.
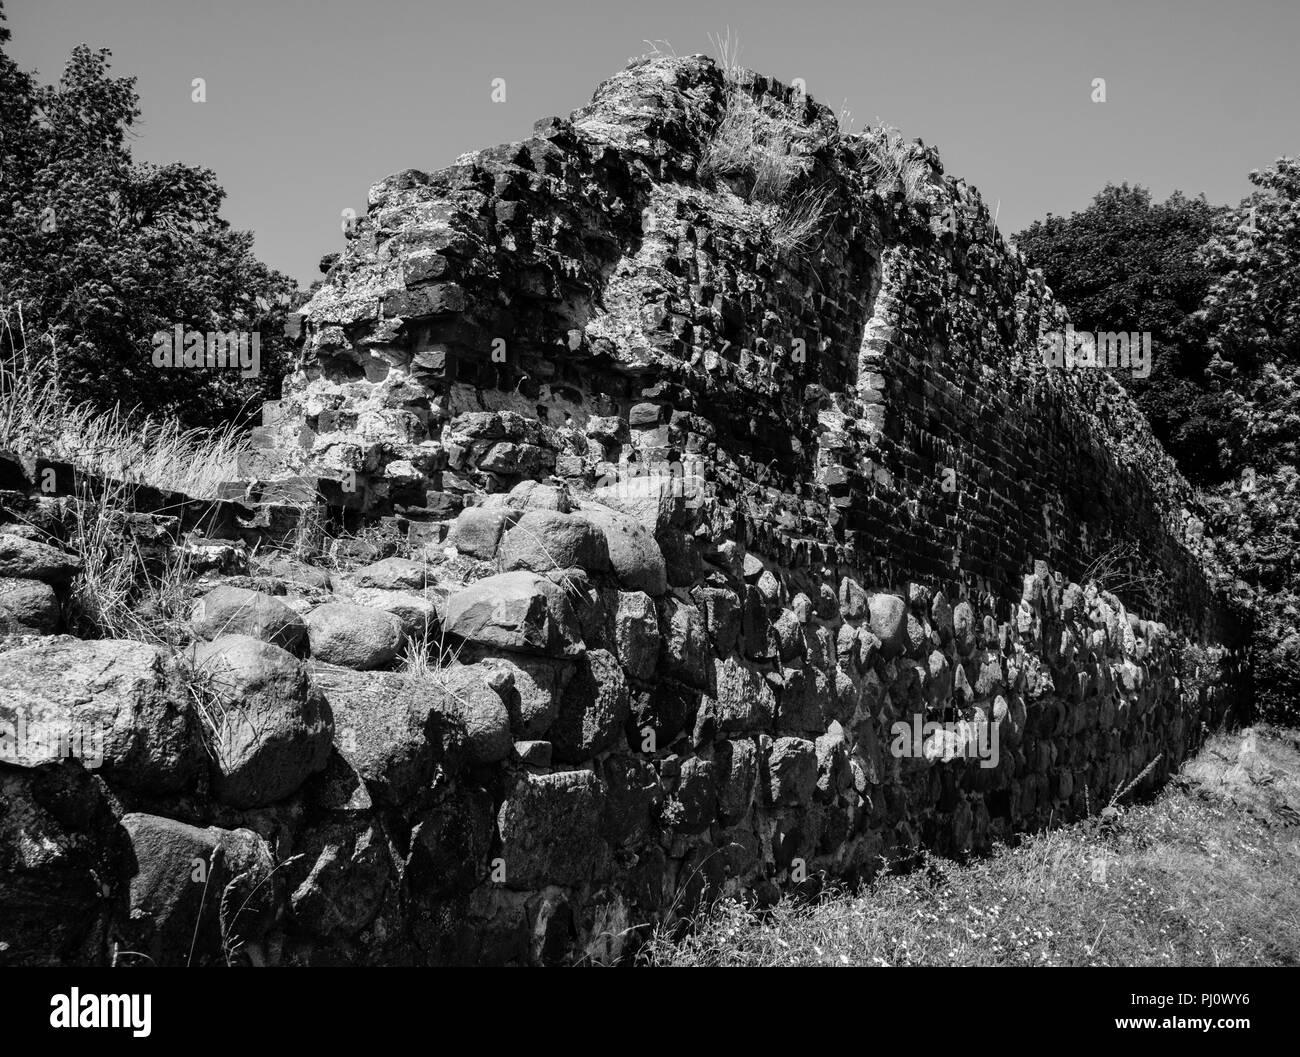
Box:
[1015,184,1229,482]
[1017,167,1300,721]
[1196,159,1300,721]
[0,2,299,427]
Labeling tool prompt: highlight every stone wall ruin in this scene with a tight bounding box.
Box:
[1,55,1246,966]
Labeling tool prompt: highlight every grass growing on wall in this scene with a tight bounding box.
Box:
[0,363,249,501]
[700,31,834,257]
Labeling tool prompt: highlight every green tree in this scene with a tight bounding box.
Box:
[1196,158,1300,721]
[1014,184,1228,482]
[0,1,299,427]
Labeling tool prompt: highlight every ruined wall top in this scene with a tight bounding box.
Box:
[250,54,1237,642]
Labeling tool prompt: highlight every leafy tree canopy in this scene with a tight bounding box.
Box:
[0,1,299,427]
[1015,183,1228,482]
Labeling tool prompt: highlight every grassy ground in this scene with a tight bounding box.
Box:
[640,726,1300,967]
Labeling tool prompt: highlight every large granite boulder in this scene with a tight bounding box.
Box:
[188,635,333,807]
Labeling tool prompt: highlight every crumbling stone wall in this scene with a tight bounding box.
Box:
[252,56,1228,638]
[0,56,1246,967]
[219,54,1245,962]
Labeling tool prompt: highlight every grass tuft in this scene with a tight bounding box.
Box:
[767,184,835,255]
[698,33,832,257]
[0,363,249,500]
[854,125,932,204]
[64,478,197,643]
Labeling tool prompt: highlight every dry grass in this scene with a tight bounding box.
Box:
[699,31,829,235]
[699,81,831,256]
[635,39,678,61]
[1082,539,1167,606]
[0,345,251,639]
[640,727,1300,967]
[700,87,809,205]
[707,28,744,80]
[854,125,932,204]
[698,32,833,255]
[176,646,237,765]
[64,478,197,643]
[836,101,856,137]
[0,363,249,500]
[767,185,835,255]
[399,603,462,678]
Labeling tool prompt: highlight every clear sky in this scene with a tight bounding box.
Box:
[7,0,1298,287]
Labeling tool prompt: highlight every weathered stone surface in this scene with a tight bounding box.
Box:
[665,756,715,833]
[658,594,708,687]
[0,638,200,792]
[484,478,573,513]
[772,608,803,661]
[710,656,776,733]
[0,762,127,966]
[777,663,833,734]
[869,593,908,657]
[931,591,954,643]
[599,754,661,843]
[287,818,394,940]
[741,585,775,660]
[443,571,583,657]
[815,724,852,799]
[433,664,513,763]
[189,634,333,807]
[191,584,307,651]
[477,652,571,738]
[310,666,436,806]
[307,602,406,669]
[590,473,681,533]
[349,556,435,591]
[349,586,440,639]
[657,526,704,588]
[768,736,817,807]
[120,813,275,966]
[516,739,553,767]
[716,738,758,824]
[627,679,698,748]
[953,601,977,655]
[302,747,375,815]
[551,648,629,761]
[695,585,741,655]
[613,590,659,679]
[499,509,609,575]
[577,504,667,595]
[407,788,495,899]
[0,575,58,633]
[255,555,333,591]
[446,505,513,559]
[0,534,80,583]
[839,576,868,619]
[497,769,604,888]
